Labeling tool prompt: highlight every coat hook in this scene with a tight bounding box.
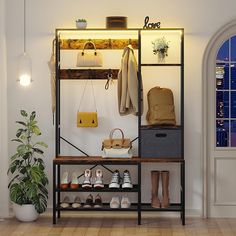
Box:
[108,68,112,77]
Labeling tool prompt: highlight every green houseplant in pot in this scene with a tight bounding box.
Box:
[8,110,49,222]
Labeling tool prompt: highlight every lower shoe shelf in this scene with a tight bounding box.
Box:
[141,203,182,211]
[56,203,182,212]
[57,203,137,211]
[56,184,139,192]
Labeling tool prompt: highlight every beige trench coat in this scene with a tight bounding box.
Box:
[118,45,141,116]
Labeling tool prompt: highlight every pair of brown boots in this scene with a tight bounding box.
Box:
[151,170,170,208]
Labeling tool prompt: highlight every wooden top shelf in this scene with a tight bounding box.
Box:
[60,39,138,50]
[53,156,184,164]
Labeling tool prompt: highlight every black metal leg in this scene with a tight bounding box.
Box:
[53,163,56,224]
[181,161,185,225]
[138,163,141,225]
[57,165,61,219]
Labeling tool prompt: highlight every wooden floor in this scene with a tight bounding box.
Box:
[1,214,236,236]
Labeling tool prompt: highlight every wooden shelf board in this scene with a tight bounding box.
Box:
[60,39,138,50]
[60,69,119,80]
[53,156,140,164]
[53,156,184,164]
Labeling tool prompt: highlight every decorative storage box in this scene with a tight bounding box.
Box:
[141,126,182,158]
[106,16,127,29]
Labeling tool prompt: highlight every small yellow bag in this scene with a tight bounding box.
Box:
[77,112,98,128]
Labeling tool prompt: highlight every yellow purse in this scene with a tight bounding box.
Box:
[77,80,98,128]
[77,112,98,127]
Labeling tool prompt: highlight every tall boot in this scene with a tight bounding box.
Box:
[151,171,161,208]
[161,171,170,208]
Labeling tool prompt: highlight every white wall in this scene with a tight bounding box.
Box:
[0,0,9,218]
[5,0,236,215]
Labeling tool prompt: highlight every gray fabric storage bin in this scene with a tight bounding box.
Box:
[141,127,182,158]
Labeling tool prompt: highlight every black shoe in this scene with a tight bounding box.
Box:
[94,194,103,208]
[84,194,93,208]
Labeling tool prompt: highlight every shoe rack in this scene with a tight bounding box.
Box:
[53,28,185,225]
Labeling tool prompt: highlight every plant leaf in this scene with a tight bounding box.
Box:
[20,110,28,117]
[32,126,41,136]
[29,166,43,183]
[34,142,48,148]
[10,153,19,161]
[16,129,24,138]
[8,175,19,188]
[30,111,36,121]
[33,148,44,154]
[11,139,23,143]
[16,121,26,126]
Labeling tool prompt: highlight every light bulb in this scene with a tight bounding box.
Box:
[19,74,31,86]
[18,52,32,86]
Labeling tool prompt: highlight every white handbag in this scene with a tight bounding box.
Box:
[76,41,103,67]
[102,128,132,158]
[102,148,132,158]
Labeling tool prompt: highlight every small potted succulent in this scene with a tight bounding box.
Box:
[76,19,87,29]
[152,37,170,63]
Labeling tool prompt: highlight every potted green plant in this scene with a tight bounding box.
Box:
[8,110,49,222]
[76,18,87,29]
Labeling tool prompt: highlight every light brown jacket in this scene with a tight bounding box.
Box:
[118,45,141,116]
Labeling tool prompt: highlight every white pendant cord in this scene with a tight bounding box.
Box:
[18,0,32,86]
[23,0,26,53]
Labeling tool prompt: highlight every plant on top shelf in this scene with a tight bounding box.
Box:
[76,18,87,23]
[76,18,87,29]
[152,36,170,62]
[8,110,48,221]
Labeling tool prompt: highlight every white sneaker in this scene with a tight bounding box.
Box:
[110,196,120,208]
[109,170,120,188]
[82,169,92,188]
[94,169,104,188]
[121,196,131,208]
[122,170,133,188]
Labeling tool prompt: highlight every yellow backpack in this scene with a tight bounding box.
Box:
[146,86,176,126]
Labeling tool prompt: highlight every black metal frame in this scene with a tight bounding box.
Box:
[138,28,185,225]
[53,28,185,226]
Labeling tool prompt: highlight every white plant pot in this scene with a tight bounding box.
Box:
[13,203,39,222]
[76,21,87,29]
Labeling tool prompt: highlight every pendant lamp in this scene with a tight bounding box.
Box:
[18,0,32,86]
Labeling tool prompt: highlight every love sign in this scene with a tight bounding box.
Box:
[143,16,161,29]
